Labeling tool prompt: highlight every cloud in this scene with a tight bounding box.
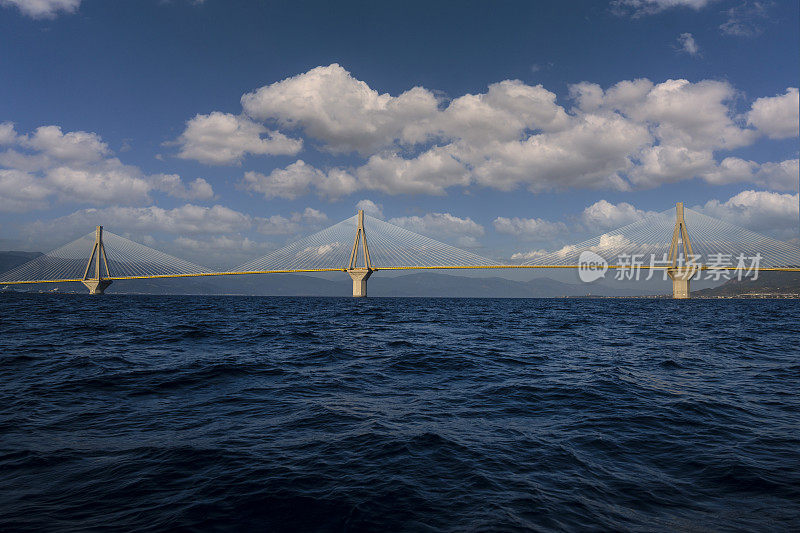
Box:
[172,235,268,255]
[257,207,328,235]
[356,147,471,195]
[611,0,715,17]
[699,157,798,191]
[492,216,568,240]
[241,160,358,200]
[720,1,771,37]
[0,122,17,145]
[241,64,441,155]
[436,79,571,144]
[747,88,799,139]
[240,66,560,152]
[629,145,715,187]
[700,157,759,185]
[586,78,755,151]
[581,199,658,229]
[176,111,302,165]
[695,190,799,234]
[511,234,633,262]
[0,0,80,19]
[510,249,549,261]
[355,199,384,219]
[23,203,254,251]
[0,169,51,212]
[32,203,328,242]
[676,33,700,56]
[570,78,766,188]
[45,163,153,205]
[755,160,799,191]
[171,235,273,268]
[388,212,485,247]
[300,242,346,256]
[151,174,215,200]
[183,66,793,197]
[466,112,648,192]
[0,124,214,211]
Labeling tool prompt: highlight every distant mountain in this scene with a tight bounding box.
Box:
[694,271,800,297]
[369,272,651,298]
[0,251,42,274]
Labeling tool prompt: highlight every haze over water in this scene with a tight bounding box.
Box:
[1,293,798,531]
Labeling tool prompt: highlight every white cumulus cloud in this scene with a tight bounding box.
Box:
[356,147,471,195]
[755,160,799,192]
[355,199,384,219]
[176,112,302,165]
[241,64,440,155]
[0,124,214,211]
[581,199,658,229]
[389,212,485,247]
[696,190,800,234]
[492,216,568,240]
[241,160,358,200]
[151,174,215,201]
[257,207,328,235]
[747,88,799,140]
[0,0,80,18]
[175,66,796,198]
[676,33,700,56]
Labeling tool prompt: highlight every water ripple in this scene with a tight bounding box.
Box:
[1,293,799,531]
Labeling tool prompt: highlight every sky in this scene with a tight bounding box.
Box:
[0,0,797,269]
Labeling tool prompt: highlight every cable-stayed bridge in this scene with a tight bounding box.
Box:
[2,203,799,298]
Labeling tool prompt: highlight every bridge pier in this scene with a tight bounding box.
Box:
[667,267,697,299]
[348,268,372,297]
[82,225,112,295]
[82,278,113,295]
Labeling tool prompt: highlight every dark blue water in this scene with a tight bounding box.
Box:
[1,294,799,531]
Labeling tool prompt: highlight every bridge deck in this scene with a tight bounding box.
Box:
[3,265,799,284]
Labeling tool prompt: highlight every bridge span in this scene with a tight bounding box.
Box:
[2,203,799,298]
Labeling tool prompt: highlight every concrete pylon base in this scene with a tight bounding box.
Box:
[667,268,697,299]
[348,269,372,297]
[82,279,112,295]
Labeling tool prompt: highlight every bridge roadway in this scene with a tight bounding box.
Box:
[3,204,800,298]
[4,264,799,285]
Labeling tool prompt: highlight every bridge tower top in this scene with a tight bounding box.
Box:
[348,209,372,270]
[347,210,372,297]
[669,202,694,267]
[82,225,112,294]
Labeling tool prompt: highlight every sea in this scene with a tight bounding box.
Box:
[1,293,798,531]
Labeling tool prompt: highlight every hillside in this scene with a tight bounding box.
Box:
[0,251,42,274]
[694,271,800,298]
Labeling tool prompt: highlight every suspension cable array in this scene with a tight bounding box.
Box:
[0,229,215,284]
[1,205,799,294]
[521,207,800,269]
[232,213,497,273]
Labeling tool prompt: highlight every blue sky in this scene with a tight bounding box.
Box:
[0,0,797,268]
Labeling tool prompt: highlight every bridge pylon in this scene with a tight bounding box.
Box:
[347,210,372,297]
[82,226,112,295]
[667,202,698,299]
